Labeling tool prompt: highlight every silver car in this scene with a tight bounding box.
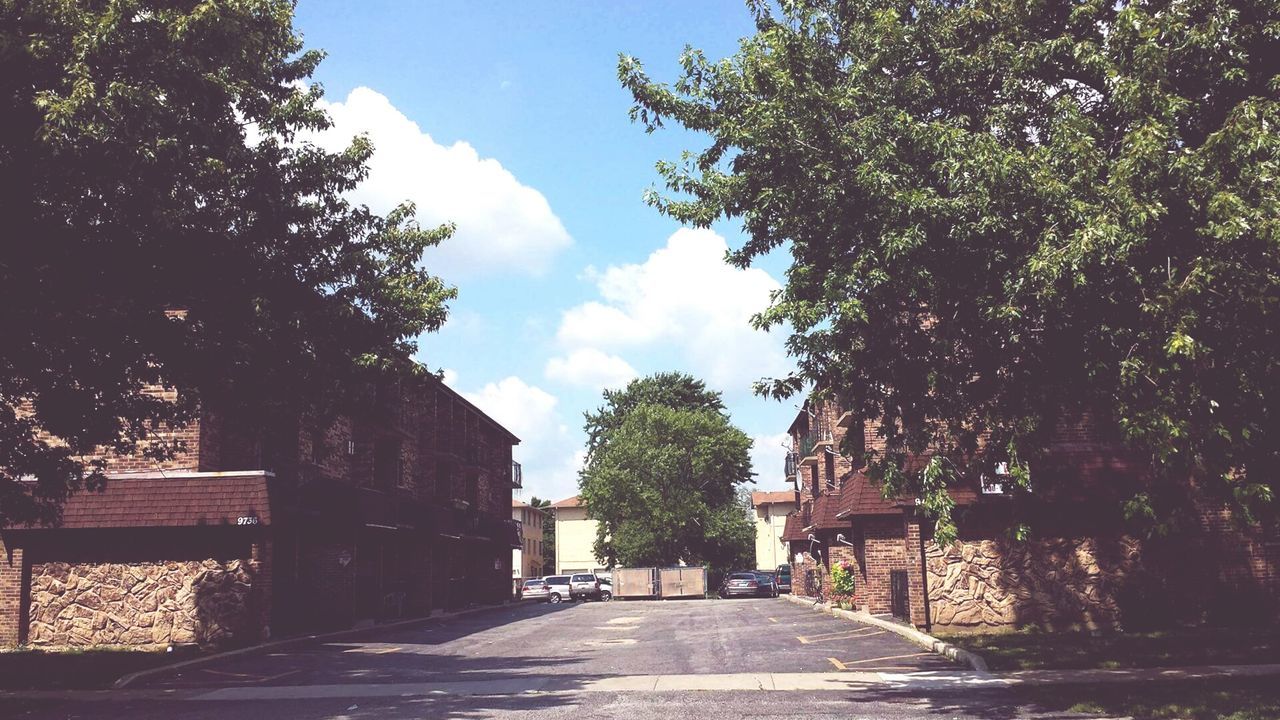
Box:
[570,573,611,601]
[542,575,572,604]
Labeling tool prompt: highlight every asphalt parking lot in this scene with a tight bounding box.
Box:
[136,596,954,690]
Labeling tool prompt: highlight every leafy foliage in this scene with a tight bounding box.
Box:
[579,373,755,571]
[829,560,856,596]
[0,0,456,526]
[530,495,554,575]
[620,0,1280,536]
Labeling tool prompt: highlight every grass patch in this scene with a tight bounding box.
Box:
[938,626,1280,671]
[0,646,203,690]
[1017,677,1280,720]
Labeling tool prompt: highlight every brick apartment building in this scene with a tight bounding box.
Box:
[0,373,522,649]
[779,397,1280,632]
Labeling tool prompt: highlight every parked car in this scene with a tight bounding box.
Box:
[775,564,792,594]
[570,573,611,601]
[719,572,772,598]
[753,571,780,598]
[520,578,550,602]
[542,575,573,604]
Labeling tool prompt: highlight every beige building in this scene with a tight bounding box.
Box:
[551,496,609,575]
[752,490,797,571]
[512,500,546,581]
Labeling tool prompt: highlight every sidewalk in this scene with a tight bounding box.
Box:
[8,664,1280,703]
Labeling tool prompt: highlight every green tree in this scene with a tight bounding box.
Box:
[530,495,554,575]
[0,1,455,526]
[620,0,1280,540]
[580,373,755,571]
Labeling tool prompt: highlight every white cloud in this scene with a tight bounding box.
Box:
[556,227,792,392]
[462,376,559,451]
[460,376,583,503]
[308,87,572,277]
[750,432,794,490]
[545,348,637,390]
[440,368,459,388]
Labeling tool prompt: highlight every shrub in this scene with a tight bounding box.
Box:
[830,562,856,597]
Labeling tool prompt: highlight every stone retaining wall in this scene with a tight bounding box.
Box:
[925,537,1141,631]
[27,558,262,648]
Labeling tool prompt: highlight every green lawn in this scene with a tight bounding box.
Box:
[939,626,1280,671]
[1017,677,1280,720]
[0,646,202,690]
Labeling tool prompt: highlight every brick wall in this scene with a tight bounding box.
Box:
[860,515,922,621]
[0,536,27,646]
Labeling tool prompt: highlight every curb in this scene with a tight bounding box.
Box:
[112,601,516,689]
[783,594,989,672]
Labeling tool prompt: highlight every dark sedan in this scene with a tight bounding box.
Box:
[719,572,775,598]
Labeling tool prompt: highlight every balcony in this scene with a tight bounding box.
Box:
[511,460,523,488]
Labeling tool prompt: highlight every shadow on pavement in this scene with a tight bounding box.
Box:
[136,601,593,690]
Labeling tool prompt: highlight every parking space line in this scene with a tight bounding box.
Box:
[200,669,260,680]
[796,628,884,644]
[767,617,778,623]
[341,645,403,655]
[833,652,932,666]
[826,657,848,671]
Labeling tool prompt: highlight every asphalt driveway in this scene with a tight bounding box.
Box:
[136,597,954,691]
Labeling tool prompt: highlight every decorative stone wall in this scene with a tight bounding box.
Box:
[27,559,262,648]
[925,537,1141,631]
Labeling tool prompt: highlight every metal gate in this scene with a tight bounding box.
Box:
[890,570,909,620]
[614,567,659,598]
[658,567,707,598]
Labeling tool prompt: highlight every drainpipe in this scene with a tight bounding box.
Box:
[915,511,932,632]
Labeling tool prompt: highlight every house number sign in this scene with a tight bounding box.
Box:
[236,516,260,526]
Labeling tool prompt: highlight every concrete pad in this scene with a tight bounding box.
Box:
[769,672,881,691]
[651,673,774,691]
[578,675,659,691]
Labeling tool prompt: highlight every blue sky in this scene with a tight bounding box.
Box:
[293,1,799,501]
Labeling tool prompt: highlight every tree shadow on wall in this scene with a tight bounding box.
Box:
[191,557,262,649]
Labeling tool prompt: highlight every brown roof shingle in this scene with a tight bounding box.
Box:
[20,472,272,529]
[808,492,847,530]
[780,512,808,542]
[835,472,901,518]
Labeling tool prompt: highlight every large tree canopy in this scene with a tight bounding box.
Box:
[580,373,754,570]
[621,0,1280,536]
[0,0,455,526]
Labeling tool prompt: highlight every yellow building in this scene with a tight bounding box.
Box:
[512,500,546,581]
[752,490,797,571]
[551,496,609,575]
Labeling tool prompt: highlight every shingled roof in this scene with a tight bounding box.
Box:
[835,471,901,518]
[779,512,807,542]
[17,471,272,530]
[807,492,847,530]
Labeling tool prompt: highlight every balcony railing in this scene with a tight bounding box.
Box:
[511,460,523,488]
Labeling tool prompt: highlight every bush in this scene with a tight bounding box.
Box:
[830,562,856,597]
